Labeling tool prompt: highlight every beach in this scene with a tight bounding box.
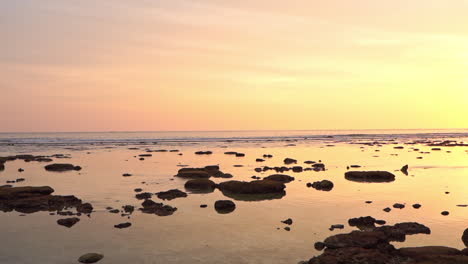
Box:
[0,130,467,263]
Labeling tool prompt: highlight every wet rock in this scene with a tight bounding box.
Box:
[463,229,468,247]
[413,203,421,209]
[77,203,93,214]
[345,171,395,183]
[330,224,344,231]
[256,159,265,162]
[383,207,391,212]
[308,180,334,191]
[45,163,81,172]
[122,205,134,214]
[399,246,461,258]
[139,199,177,216]
[0,186,85,214]
[401,164,409,175]
[235,153,245,157]
[263,174,295,183]
[122,173,132,177]
[156,189,187,201]
[441,211,449,216]
[263,154,273,158]
[348,216,377,230]
[135,192,153,200]
[18,168,24,172]
[184,179,216,192]
[175,168,211,179]
[57,217,80,228]
[393,203,405,209]
[282,218,293,225]
[217,180,286,194]
[214,200,236,214]
[134,188,143,192]
[312,163,326,171]
[350,165,362,168]
[292,166,303,172]
[195,151,213,155]
[284,227,291,231]
[139,154,152,157]
[284,158,297,165]
[109,209,120,213]
[224,152,238,155]
[78,253,104,263]
[200,204,207,208]
[114,222,132,229]
[304,161,316,164]
[314,242,325,251]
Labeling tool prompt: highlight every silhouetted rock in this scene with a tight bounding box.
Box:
[309,180,334,191]
[45,163,81,172]
[175,168,210,179]
[114,222,132,229]
[78,253,104,263]
[263,174,295,183]
[156,189,187,200]
[463,229,468,247]
[77,203,93,214]
[401,164,409,175]
[135,192,152,200]
[284,158,297,165]
[57,217,80,228]
[184,179,216,192]
[345,171,395,183]
[214,200,236,214]
[139,199,177,216]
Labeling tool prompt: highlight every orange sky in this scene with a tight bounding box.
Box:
[1,0,467,132]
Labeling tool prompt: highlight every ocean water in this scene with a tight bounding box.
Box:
[0,130,467,263]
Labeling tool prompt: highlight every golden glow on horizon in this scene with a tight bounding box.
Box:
[1,0,467,132]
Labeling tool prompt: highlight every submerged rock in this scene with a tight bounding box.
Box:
[156,189,187,201]
[214,200,236,214]
[344,171,395,183]
[45,163,81,172]
[78,253,104,263]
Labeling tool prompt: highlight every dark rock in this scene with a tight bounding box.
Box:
[134,188,143,192]
[292,166,303,172]
[139,154,152,157]
[383,207,391,212]
[401,164,409,175]
[45,163,81,172]
[413,203,422,209]
[78,253,104,263]
[393,203,405,209]
[349,216,377,230]
[200,204,207,208]
[463,229,468,247]
[57,217,80,228]
[256,159,265,162]
[175,168,211,179]
[312,163,326,171]
[156,189,187,200]
[441,211,449,216]
[309,180,334,191]
[214,200,236,214]
[114,222,132,229]
[282,218,293,225]
[330,224,345,231]
[109,209,120,213]
[184,179,216,192]
[122,173,132,177]
[263,174,295,183]
[139,199,177,216]
[195,151,212,155]
[235,153,245,157]
[314,242,325,251]
[345,171,395,183]
[284,227,291,231]
[122,205,134,213]
[217,180,286,201]
[284,158,297,165]
[135,192,152,200]
[77,203,93,214]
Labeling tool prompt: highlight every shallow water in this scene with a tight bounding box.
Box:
[0,131,467,263]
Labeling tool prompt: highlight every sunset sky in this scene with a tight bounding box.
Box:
[1,0,467,132]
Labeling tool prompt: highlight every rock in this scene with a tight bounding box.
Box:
[57,217,80,228]
[348,216,377,230]
[399,246,461,258]
[139,199,177,216]
[463,229,468,247]
[175,168,211,179]
[218,180,286,194]
[45,163,81,172]
[393,203,405,209]
[284,227,291,231]
[78,253,104,263]
[413,203,422,209]
[122,173,132,177]
[292,166,303,172]
[224,152,238,155]
[284,158,297,165]
[441,211,449,216]
[77,203,93,214]
[235,153,245,157]
[309,180,334,191]
[109,209,120,213]
[134,188,143,192]
[350,165,362,168]
[135,192,152,200]
[314,242,325,251]
[383,207,391,212]
[114,222,132,229]
[156,189,187,200]
[330,224,345,231]
[312,163,326,171]
[214,200,236,214]
[139,154,152,157]
[195,151,212,155]
[256,159,265,162]
[401,164,409,175]
[282,218,293,225]
[263,174,295,183]
[345,171,395,183]
[122,205,134,213]
[184,179,216,192]
[0,186,85,214]
[200,204,207,208]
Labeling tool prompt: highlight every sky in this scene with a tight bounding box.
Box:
[1,0,468,132]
